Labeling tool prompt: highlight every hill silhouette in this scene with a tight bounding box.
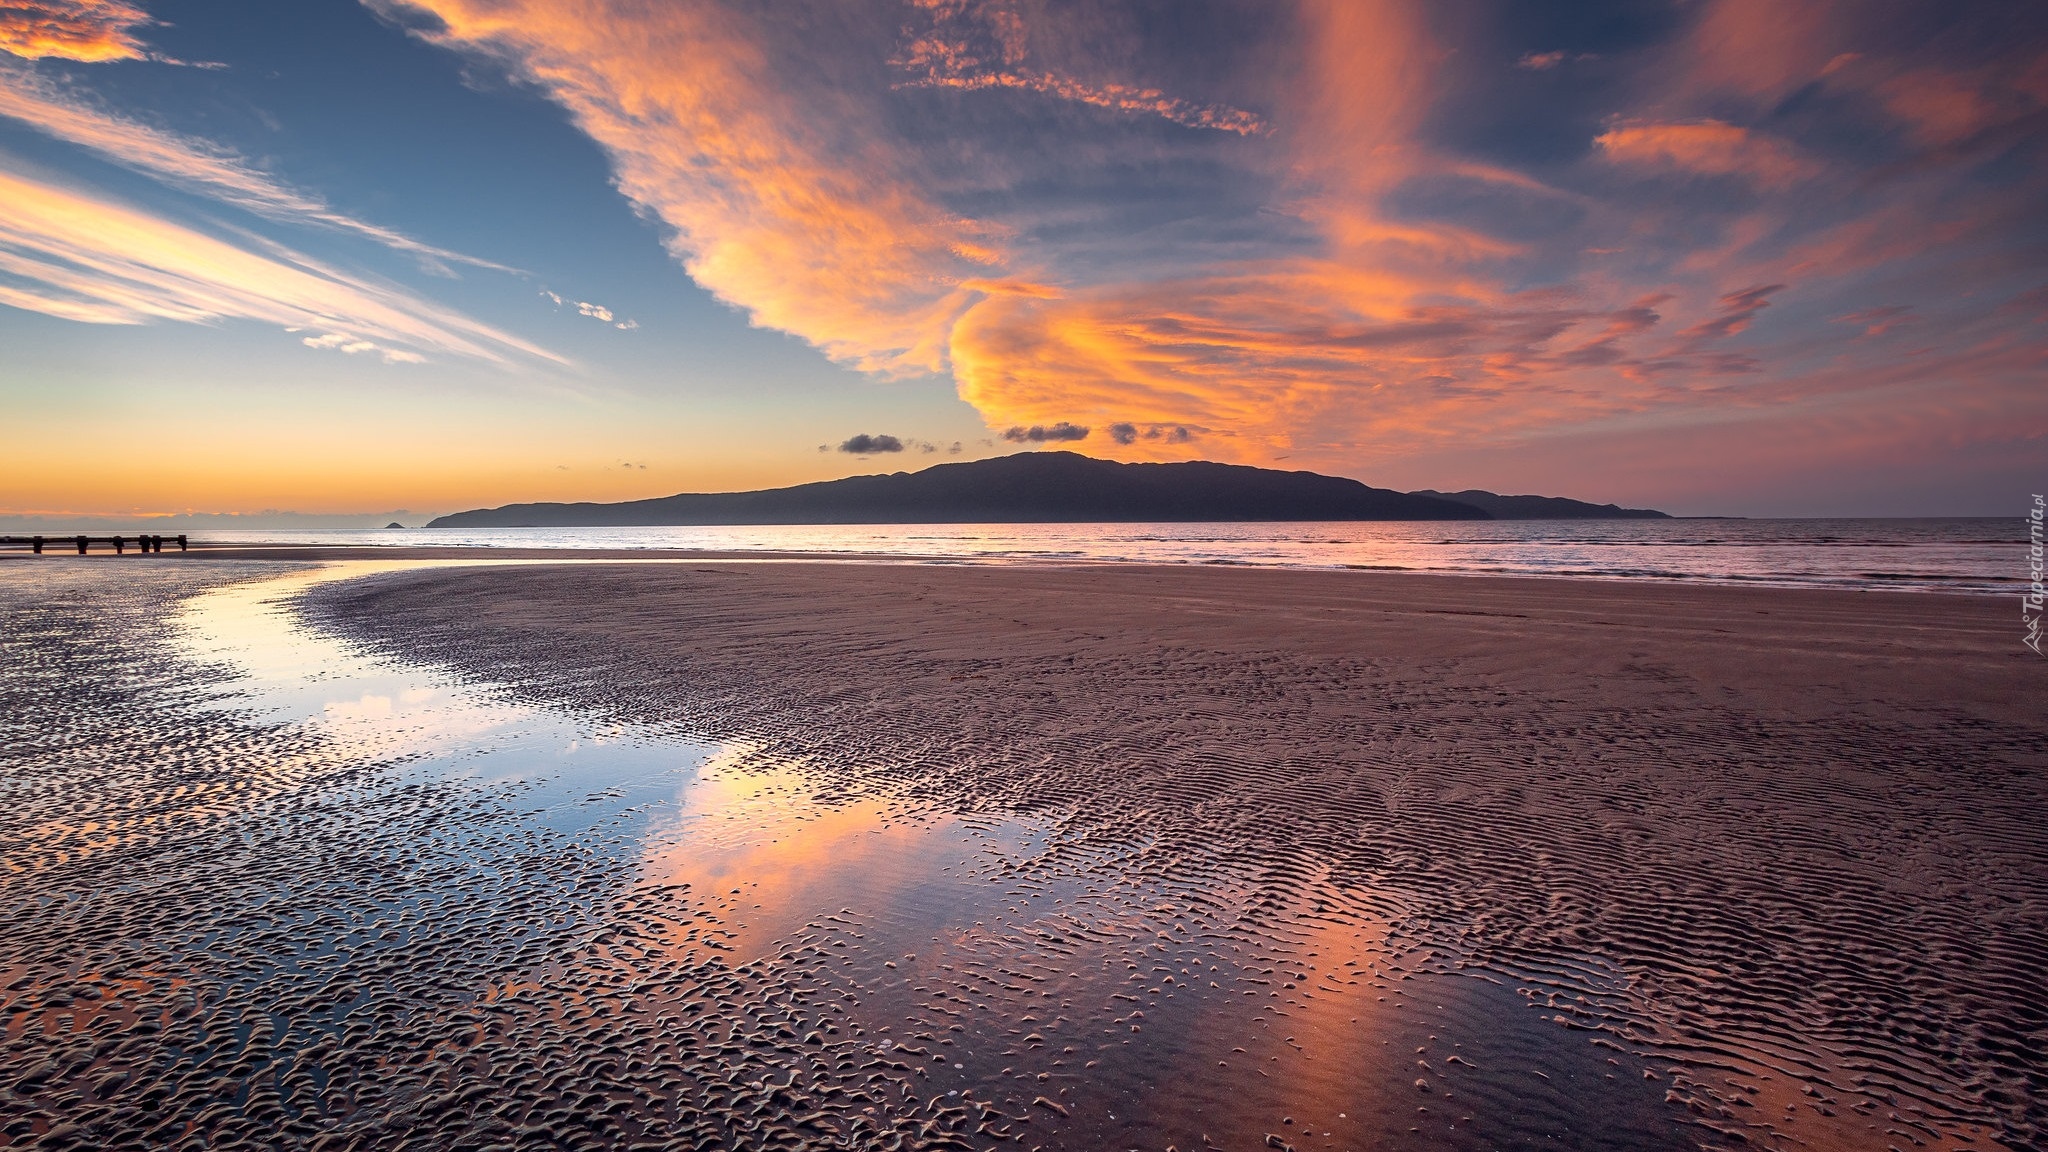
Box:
[1410,489,1668,520]
[428,452,1665,527]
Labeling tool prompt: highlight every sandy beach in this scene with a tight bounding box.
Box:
[317,561,2047,1146]
[4,556,2043,1151]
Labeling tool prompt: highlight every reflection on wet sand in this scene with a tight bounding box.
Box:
[314,559,2048,1152]
[4,557,2038,1152]
[636,757,1031,963]
[6,561,1052,1149]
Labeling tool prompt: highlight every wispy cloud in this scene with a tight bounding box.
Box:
[297,331,423,364]
[374,0,1002,378]
[1595,121,1816,188]
[0,66,516,272]
[541,288,636,329]
[0,0,150,63]
[892,0,1264,135]
[0,161,562,365]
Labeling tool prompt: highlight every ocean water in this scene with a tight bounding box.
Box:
[190,517,2023,594]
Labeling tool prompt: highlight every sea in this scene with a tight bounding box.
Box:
[183,516,2027,595]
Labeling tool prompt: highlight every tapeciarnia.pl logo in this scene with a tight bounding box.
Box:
[2027,494,2044,656]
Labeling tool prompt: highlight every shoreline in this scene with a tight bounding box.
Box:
[0,541,2021,598]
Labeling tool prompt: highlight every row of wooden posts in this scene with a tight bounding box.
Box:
[0,535,189,554]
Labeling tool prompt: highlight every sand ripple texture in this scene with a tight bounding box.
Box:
[3,563,1255,1152]
[305,561,2048,1151]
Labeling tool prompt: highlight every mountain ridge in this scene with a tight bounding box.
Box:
[1410,489,1669,521]
[428,452,1667,527]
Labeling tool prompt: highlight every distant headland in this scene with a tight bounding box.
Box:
[427,452,1668,527]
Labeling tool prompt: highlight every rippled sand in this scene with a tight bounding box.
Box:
[3,558,2043,1151]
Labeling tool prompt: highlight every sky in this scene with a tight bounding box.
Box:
[1,0,2042,521]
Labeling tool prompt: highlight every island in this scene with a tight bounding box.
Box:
[428,452,1668,527]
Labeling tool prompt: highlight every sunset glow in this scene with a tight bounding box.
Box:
[3,0,2042,517]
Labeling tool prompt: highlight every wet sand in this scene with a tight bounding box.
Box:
[3,556,2044,1151]
[310,562,2047,1146]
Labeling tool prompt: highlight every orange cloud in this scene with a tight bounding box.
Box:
[0,162,561,364]
[1282,0,1439,238]
[898,67,1264,134]
[0,0,149,62]
[368,0,2039,486]
[893,0,1264,134]
[377,0,1775,465]
[950,0,1614,460]
[950,265,1698,463]
[1671,0,2048,151]
[1675,0,1840,104]
[0,66,516,271]
[374,0,1004,377]
[1594,121,1815,187]
[1870,62,2048,147]
[377,0,1550,457]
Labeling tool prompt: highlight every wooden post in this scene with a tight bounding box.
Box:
[75,536,87,554]
[176,534,188,551]
[114,536,125,554]
[31,536,42,554]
